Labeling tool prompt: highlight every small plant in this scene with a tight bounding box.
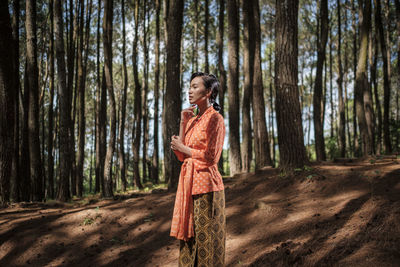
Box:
[306,174,315,179]
[110,237,125,245]
[303,165,313,171]
[144,213,154,222]
[83,217,94,225]
[369,159,376,164]
[294,168,302,172]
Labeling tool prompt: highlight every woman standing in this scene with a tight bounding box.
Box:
[170,72,226,266]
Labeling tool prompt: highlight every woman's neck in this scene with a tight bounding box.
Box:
[197,101,211,116]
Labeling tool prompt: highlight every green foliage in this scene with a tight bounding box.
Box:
[326,136,340,160]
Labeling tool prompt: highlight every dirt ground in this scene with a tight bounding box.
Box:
[1,157,400,267]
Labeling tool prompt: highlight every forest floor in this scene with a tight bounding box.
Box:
[1,156,400,267]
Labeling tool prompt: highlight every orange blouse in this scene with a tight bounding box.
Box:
[170,106,225,241]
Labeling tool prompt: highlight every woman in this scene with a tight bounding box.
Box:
[170,72,226,266]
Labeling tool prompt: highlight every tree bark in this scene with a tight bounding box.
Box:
[275,0,308,171]
[152,0,161,184]
[102,0,115,197]
[355,0,373,156]
[47,0,55,199]
[95,0,104,194]
[217,0,226,174]
[0,2,16,205]
[227,0,242,175]
[204,0,209,73]
[241,0,254,173]
[337,0,346,157]
[313,0,328,161]
[163,0,184,190]
[252,0,272,169]
[374,0,392,154]
[11,0,21,202]
[132,0,143,189]
[55,0,71,201]
[351,0,359,156]
[119,0,128,191]
[141,0,149,183]
[76,0,85,197]
[26,0,43,201]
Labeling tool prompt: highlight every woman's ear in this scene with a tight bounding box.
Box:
[206,89,212,98]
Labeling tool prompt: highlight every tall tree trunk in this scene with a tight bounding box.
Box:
[132,0,143,189]
[163,0,184,190]
[241,0,254,173]
[47,0,55,199]
[68,0,77,195]
[351,0,359,156]
[102,0,115,197]
[355,0,373,156]
[269,53,276,166]
[204,0,209,73]
[0,2,16,205]
[141,0,149,183]
[252,0,272,169]
[11,0,21,201]
[394,0,400,149]
[227,0,242,175]
[152,0,161,184]
[95,0,103,194]
[313,0,328,161]
[344,0,351,157]
[275,0,308,171]
[217,0,226,174]
[119,0,128,191]
[337,0,346,157]
[26,0,43,202]
[193,0,198,71]
[374,0,392,154]
[55,0,71,201]
[76,0,85,197]
[371,32,382,155]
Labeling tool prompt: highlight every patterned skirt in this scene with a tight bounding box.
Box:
[179,190,226,267]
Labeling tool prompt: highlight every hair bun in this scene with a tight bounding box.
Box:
[213,102,221,111]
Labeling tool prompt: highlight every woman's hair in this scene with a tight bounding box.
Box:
[190,72,221,111]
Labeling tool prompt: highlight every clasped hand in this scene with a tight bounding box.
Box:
[171,135,184,152]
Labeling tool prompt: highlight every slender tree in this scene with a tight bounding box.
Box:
[217,0,226,174]
[275,0,308,171]
[204,0,209,73]
[337,0,346,157]
[11,0,21,201]
[47,0,55,199]
[55,0,71,201]
[227,0,242,175]
[76,0,86,197]
[102,0,115,197]
[141,0,149,183]
[374,0,392,154]
[252,0,272,169]
[26,0,43,201]
[163,0,184,190]
[355,0,373,156]
[152,0,161,184]
[119,0,128,191]
[132,0,143,189]
[0,1,16,205]
[241,0,254,173]
[313,0,328,161]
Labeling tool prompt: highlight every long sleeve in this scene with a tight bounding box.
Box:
[174,150,187,162]
[191,114,225,165]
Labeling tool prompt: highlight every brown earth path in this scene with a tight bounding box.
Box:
[1,157,399,267]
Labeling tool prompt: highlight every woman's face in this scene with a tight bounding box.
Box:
[188,76,211,105]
